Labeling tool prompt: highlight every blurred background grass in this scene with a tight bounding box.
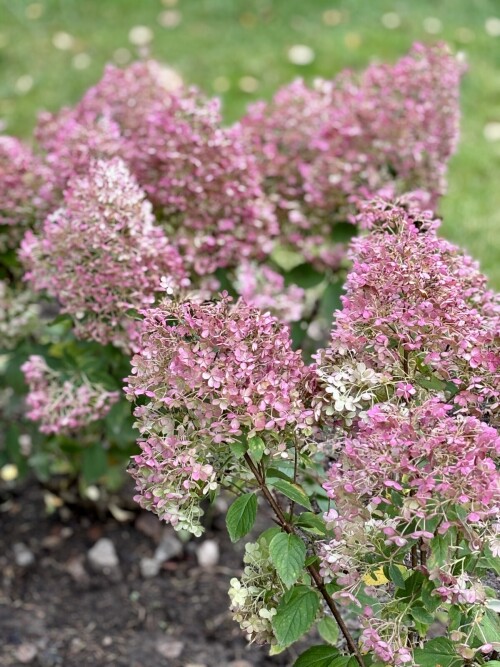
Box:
[1,0,499,286]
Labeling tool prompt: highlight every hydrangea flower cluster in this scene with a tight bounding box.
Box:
[241,43,462,265]
[21,355,120,435]
[234,261,305,323]
[323,400,499,540]
[36,61,277,275]
[228,536,285,645]
[0,280,41,350]
[125,294,313,533]
[0,136,53,250]
[312,203,499,664]
[36,109,123,196]
[314,202,499,424]
[20,158,188,350]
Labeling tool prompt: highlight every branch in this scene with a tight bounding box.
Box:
[243,453,366,667]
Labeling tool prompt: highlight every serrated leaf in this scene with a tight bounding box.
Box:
[226,493,257,543]
[269,532,306,588]
[428,534,451,568]
[272,585,320,648]
[317,616,339,645]
[421,580,440,613]
[476,609,500,643]
[295,512,327,536]
[267,464,294,481]
[294,645,343,667]
[230,440,247,459]
[410,604,434,625]
[259,526,281,545]
[248,435,265,463]
[413,638,463,667]
[386,563,406,588]
[271,479,312,510]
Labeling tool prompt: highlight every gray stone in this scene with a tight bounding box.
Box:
[196,539,219,568]
[154,532,182,563]
[87,538,119,572]
[155,638,184,659]
[139,556,162,579]
[13,542,35,568]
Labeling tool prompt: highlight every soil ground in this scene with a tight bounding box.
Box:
[0,480,305,667]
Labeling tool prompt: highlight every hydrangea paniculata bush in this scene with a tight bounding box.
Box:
[36,61,278,275]
[124,294,314,534]
[21,355,120,435]
[3,42,499,667]
[125,202,499,665]
[0,136,53,250]
[20,158,188,350]
[0,280,41,350]
[241,43,462,267]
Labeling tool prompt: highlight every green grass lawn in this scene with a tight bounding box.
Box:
[1,0,499,286]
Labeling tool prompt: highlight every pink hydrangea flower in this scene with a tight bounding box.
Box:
[21,355,119,435]
[234,261,305,323]
[125,294,314,533]
[38,61,277,274]
[0,136,53,249]
[241,43,463,268]
[21,158,188,350]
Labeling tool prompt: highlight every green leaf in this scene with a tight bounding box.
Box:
[410,603,435,626]
[428,533,451,568]
[386,563,406,588]
[267,463,295,481]
[269,532,306,588]
[272,585,320,648]
[294,645,342,667]
[294,645,350,667]
[330,222,357,244]
[395,571,425,603]
[226,493,257,543]
[421,580,440,613]
[82,443,108,483]
[476,609,500,643]
[248,435,265,463]
[271,246,304,272]
[285,263,324,289]
[317,616,339,645]
[295,512,327,536]
[485,554,500,575]
[229,440,247,459]
[259,526,281,545]
[271,479,313,510]
[486,598,500,613]
[413,638,463,667]
[414,374,447,392]
[319,280,344,322]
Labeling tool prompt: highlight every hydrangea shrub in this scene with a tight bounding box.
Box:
[1,42,499,666]
[125,206,499,666]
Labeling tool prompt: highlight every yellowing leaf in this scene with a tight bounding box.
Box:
[363,567,389,586]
